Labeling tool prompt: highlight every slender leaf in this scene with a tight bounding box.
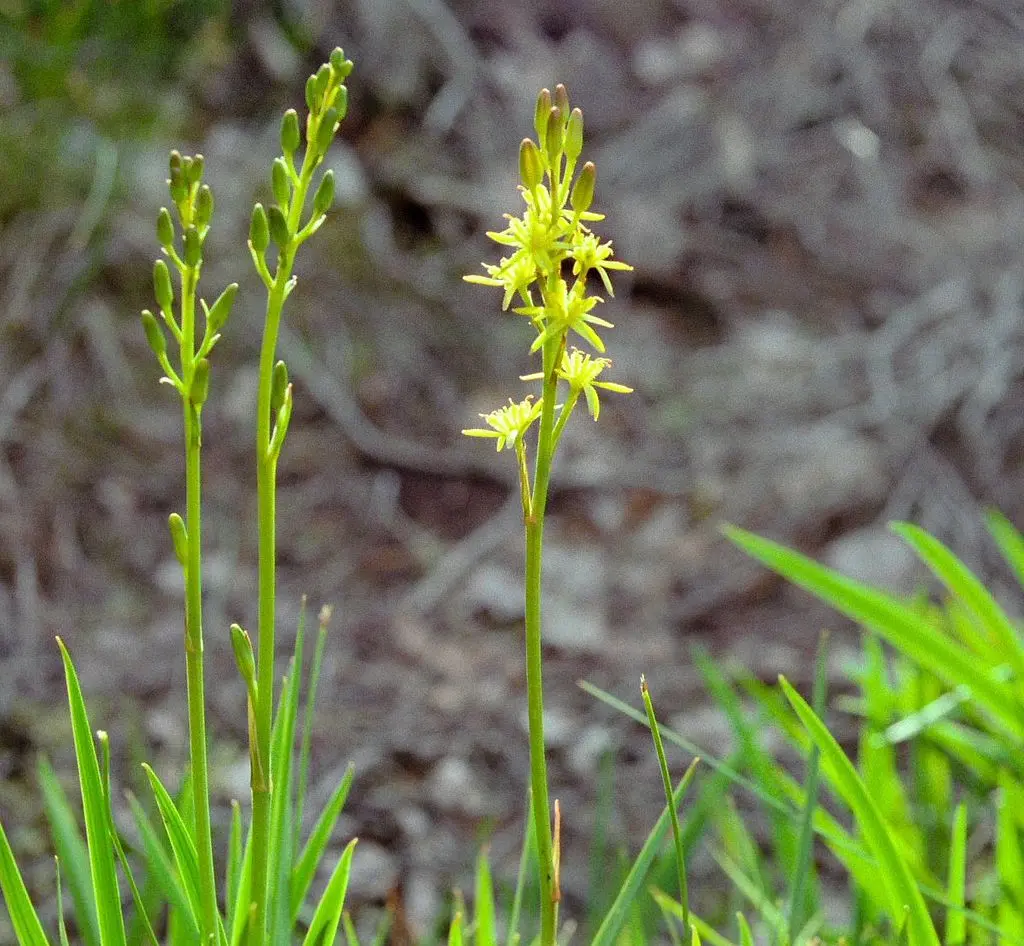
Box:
[474,848,497,946]
[0,817,52,946]
[57,638,127,946]
[301,838,357,946]
[945,804,967,946]
[779,676,940,946]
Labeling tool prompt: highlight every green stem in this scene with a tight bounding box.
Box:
[523,328,564,946]
[180,264,219,945]
[249,161,316,946]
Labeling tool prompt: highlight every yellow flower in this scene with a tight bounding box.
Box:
[462,396,544,451]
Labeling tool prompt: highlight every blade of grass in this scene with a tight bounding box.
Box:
[722,526,1023,739]
[788,633,828,942]
[291,764,355,923]
[300,838,357,946]
[57,638,127,946]
[296,606,331,852]
[226,801,243,931]
[0,817,52,946]
[590,758,698,946]
[640,674,691,933]
[36,755,100,946]
[985,509,1024,591]
[649,890,738,946]
[475,848,497,946]
[996,769,1024,941]
[891,522,1024,687]
[945,803,967,946]
[507,788,535,946]
[779,675,940,946]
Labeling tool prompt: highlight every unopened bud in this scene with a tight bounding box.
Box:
[534,88,552,147]
[195,184,214,228]
[315,107,338,157]
[272,158,290,209]
[554,84,570,117]
[189,357,211,407]
[156,207,174,250]
[281,109,301,154]
[183,225,202,267]
[249,203,269,253]
[270,360,289,416]
[140,310,166,358]
[545,106,564,171]
[565,108,583,162]
[570,162,596,214]
[168,513,188,567]
[313,170,335,217]
[229,624,257,696]
[267,205,290,249]
[305,74,317,113]
[313,64,331,108]
[207,283,238,334]
[335,84,349,121]
[185,153,204,186]
[330,48,353,80]
[519,138,544,190]
[153,259,173,313]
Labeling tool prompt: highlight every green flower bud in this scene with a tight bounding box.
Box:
[565,108,583,162]
[249,203,269,253]
[271,158,290,209]
[206,282,238,334]
[267,205,290,249]
[168,165,187,204]
[189,357,211,407]
[519,138,544,190]
[335,84,349,121]
[185,153,204,186]
[570,161,596,214]
[281,108,301,154]
[545,106,564,171]
[183,225,202,267]
[313,170,335,217]
[554,84,570,118]
[270,359,289,416]
[534,88,552,147]
[153,259,173,313]
[313,64,331,108]
[330,47,353,80]
[195,184,214,229]
[169,150,183,176]
[229,623,257,700]
[305,74,317,113]
[315,107,339,157]
[156,207,174,250]
[140,309,166,358]
[168,512,188,567]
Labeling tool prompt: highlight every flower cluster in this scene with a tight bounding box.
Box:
[463,85,632,456]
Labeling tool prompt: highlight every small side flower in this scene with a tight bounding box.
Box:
[462,396,544,451]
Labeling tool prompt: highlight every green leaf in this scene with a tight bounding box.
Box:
[301,838,357,946]
[474,848,496,946]
[0,817,52,946]
[945,804,967,946]
[997,770,1024,940]
[141,764,201,930]
[37,756,100,946]
[57,638,127,946]
[891,522,1024,687]
[723,525,1024,740]
[590,759,698,946]
[986,508,1024,592]
[779,676,940,946]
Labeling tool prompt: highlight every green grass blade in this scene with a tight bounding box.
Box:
[448,910,464,946]
[997,769,1024,940]
[641,675,691,933]
[291,763,355,922]
[711,848,785,940]
[723,526,1023,739]
[891,522,1024,685]
[300,837,357,946]
[779,676,940,946]
[226,801,243,927]
[985,509,1024,592]
[735,912,753,946]
[296,607,331,852]
[36,755,100,946]
[590,758,698,946]
[945,803,967,946]
[57,638,127,946]
[54,858,70,946]
[126,791,199,940]
[0,816,52,946]
[650,890,738,946]
[788,634,827,942]
[474,847,497,946]
[141,763,201,929]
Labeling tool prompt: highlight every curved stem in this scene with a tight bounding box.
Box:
[180,263,219,945]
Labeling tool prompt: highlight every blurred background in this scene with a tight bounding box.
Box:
[3,0,1024,936]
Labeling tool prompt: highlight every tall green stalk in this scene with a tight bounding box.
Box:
[463,85,633,946]
[245,51,353,946]
[143,151,239,946]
